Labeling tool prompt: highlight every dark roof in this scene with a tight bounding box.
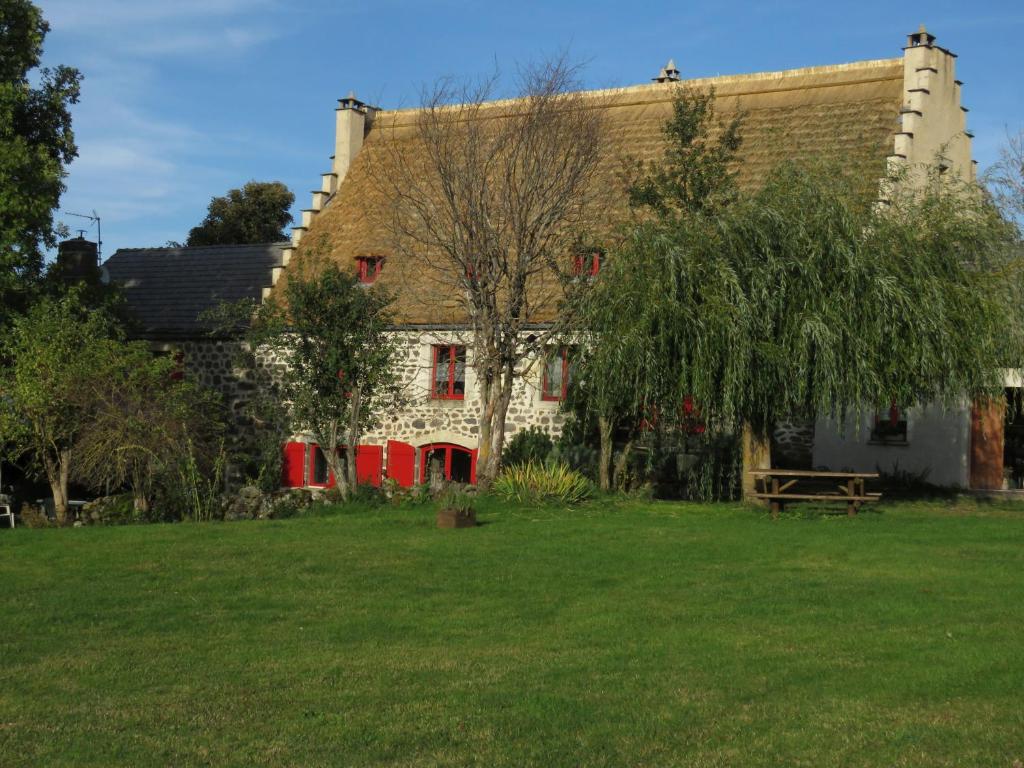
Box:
[103,242,285,340]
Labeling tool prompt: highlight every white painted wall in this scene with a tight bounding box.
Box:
[812,403,971,488]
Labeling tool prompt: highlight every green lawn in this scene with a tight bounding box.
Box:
[2,498,1023,767]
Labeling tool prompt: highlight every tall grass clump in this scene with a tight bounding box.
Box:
[493,461,592,505]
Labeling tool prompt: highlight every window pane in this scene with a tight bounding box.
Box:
[452,347,466,395]
[450,449,472,483]
[564,348,575,392]
[425,448,445,483]
[313,446,329,485]
[544,351,563,398]
[434,346,451,395]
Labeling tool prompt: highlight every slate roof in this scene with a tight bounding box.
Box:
[103,242,285,340]
[281,58,906,324]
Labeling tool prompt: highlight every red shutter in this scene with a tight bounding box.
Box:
[386,440,416,487]
[470,448,478,485]
[356,445,384,487]
[281,442,306,488]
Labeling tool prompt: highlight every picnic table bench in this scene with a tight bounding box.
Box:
[749,469,881,517]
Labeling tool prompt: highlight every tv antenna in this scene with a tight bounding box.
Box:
[66,210,102,261]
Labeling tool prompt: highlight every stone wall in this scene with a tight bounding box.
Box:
[177,340,254,426]
[771,420,815,470]
[174,330,568,456]
[360,330,567,450]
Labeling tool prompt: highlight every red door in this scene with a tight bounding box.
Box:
[355,445,384,487]
[386,441,416,487]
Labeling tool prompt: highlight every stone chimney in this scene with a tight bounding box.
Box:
[653,59,681,83]
[890,25,974,187]
[333,92,374,187]
[55,235,99,284]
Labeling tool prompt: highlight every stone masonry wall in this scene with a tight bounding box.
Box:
[361,330,567,450]
[176,331,567,456]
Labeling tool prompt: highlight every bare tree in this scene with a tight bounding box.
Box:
[375,58,607,487]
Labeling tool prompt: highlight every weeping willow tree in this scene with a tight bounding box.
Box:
[577,159,1022,493]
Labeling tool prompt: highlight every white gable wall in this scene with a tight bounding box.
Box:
[812,403,971,488]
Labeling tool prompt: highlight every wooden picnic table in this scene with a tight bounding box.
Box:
[749,469,881,518]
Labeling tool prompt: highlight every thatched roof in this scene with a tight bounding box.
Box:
[281,58,905,324]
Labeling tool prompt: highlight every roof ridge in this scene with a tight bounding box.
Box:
[111,241,289,255]
[374,57,904,120]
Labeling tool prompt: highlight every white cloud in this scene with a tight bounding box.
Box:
[44,0,280,31]
[43,0,290,253]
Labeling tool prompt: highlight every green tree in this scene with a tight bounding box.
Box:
[248,259,401,500]
[0,0,82,314]
[186,181,294,246]
[577,87,1022,493]
[72,345,224,516]
[0,293,117,522]
[626,86,743,220]
[986,128,1023,230]
[573,87,743,490]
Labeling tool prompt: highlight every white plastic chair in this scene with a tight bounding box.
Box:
[0,497,13,529]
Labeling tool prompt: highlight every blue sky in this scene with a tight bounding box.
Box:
[39,0,1024,259]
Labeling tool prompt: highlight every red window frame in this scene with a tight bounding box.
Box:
[418,443,478,485]
[431,344,466,400]
[572,251,602,278]
[541,346,571,402]
[356,256,383,284]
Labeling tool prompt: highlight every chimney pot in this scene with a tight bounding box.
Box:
[652,58,681,83]
[906,24,936,48]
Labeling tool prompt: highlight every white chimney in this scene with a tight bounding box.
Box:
[333,92,373,184]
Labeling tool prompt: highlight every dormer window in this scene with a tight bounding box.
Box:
[357,256,383,284]
[572,250,602,278]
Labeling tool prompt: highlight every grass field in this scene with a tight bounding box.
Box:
[2,497,1023,767]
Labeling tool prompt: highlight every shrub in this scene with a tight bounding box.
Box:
[503,426,553,468]
[549,415,601,480]
[493,461,592,505]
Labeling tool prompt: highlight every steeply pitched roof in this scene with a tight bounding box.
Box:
[283,58,906,324]
[104,242,286,339]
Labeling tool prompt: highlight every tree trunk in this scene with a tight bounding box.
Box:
[319,419,349,502]
[44,448,71,525]
[476,361,514,490]
[346,387,362,491]
[476,377,496,488]
[741,422,772,504]
[598,415,614,492]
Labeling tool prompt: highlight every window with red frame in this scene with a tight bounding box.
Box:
[356,256,383,284]
[572,250,602,278]
[431,345,466,399]
[870,403,908,444]
[541,346,573,401]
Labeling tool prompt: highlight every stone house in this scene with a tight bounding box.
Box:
[268,26,991,490]
[102,242,286,431]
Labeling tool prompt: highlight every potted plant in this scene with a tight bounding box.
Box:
[436,486,477,528]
